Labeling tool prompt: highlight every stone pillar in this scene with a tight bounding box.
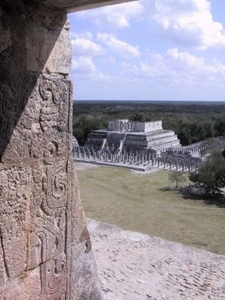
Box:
[0,3,102,299]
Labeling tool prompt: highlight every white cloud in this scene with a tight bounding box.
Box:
[72,57,96,73]
[154,0,225,49]
[68,0,225,100]
[71,69,114,83]
[70,31,93,40]
[122,49,225,89]
[71,2,144,29]
[71,56,115,83]
[103,56,116,64]
[97,32,140,58]
[167,48,225,75]
[71,38,105,56]
[167,48,205,70]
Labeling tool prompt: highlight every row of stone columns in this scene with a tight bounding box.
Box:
[73,146,203,171]
[158,157,203,172]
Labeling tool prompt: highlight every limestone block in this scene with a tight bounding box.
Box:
[0,5,71,74]
[0,3,103,299]
[0,74,103,299]
[0,74,71,163]
[26,13,72,74]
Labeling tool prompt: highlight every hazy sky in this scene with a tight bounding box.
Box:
[68,0,225,101]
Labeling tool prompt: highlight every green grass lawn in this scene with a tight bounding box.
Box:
[76,163,225,255]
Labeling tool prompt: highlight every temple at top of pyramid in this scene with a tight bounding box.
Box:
[107,119,163,132]
[85,119,181,154]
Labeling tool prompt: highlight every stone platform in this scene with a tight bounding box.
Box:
[88,219,225,300]
[85,119,181,154]
[74,158,153,171]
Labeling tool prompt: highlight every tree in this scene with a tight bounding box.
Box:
[168,171,186,188]
[189,150,225,193]
[130,113,146,122]
[215,118,225,136]
[73,114,107,145]
[178,125,192,145]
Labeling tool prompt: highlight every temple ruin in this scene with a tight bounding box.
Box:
[73,120,225,172]
[85,119,181,154]
[0,0,132,299]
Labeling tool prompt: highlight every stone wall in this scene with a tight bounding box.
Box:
[107,119,163,133]
[0,2,102,299]
[141,120,162,133]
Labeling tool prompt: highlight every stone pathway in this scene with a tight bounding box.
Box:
[87,219,225,300]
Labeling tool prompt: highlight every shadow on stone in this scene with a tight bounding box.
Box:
[0,3,67,162]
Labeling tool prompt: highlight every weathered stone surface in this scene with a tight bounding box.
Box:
[0,4,71,74]
[88,218,225,300]
[36,0,135,13]
[0,3,102,299]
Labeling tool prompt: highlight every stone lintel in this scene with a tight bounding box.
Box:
[39,0,136,12]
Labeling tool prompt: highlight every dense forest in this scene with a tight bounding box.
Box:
[73,101,225,146]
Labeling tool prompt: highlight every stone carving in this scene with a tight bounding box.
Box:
[0,165,30,281]
[0,75,71,163]
[0,3,103,299]
[39,78,68,133]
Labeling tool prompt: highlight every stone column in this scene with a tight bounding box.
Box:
[0,3,102,299]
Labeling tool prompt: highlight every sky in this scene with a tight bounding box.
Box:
[68,0,225,101]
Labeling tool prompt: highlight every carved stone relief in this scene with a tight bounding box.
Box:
[0,3,102,299]
[0,76,100,298]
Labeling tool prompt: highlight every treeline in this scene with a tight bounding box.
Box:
[73,101,225,146]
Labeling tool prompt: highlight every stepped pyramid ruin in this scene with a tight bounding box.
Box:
[85,119,181,154]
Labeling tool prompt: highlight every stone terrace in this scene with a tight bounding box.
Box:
[88,219,225,300]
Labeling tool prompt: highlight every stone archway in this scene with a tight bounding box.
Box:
[0,1,132,298]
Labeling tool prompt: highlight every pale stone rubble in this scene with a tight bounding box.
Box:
[88,219,225,300]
